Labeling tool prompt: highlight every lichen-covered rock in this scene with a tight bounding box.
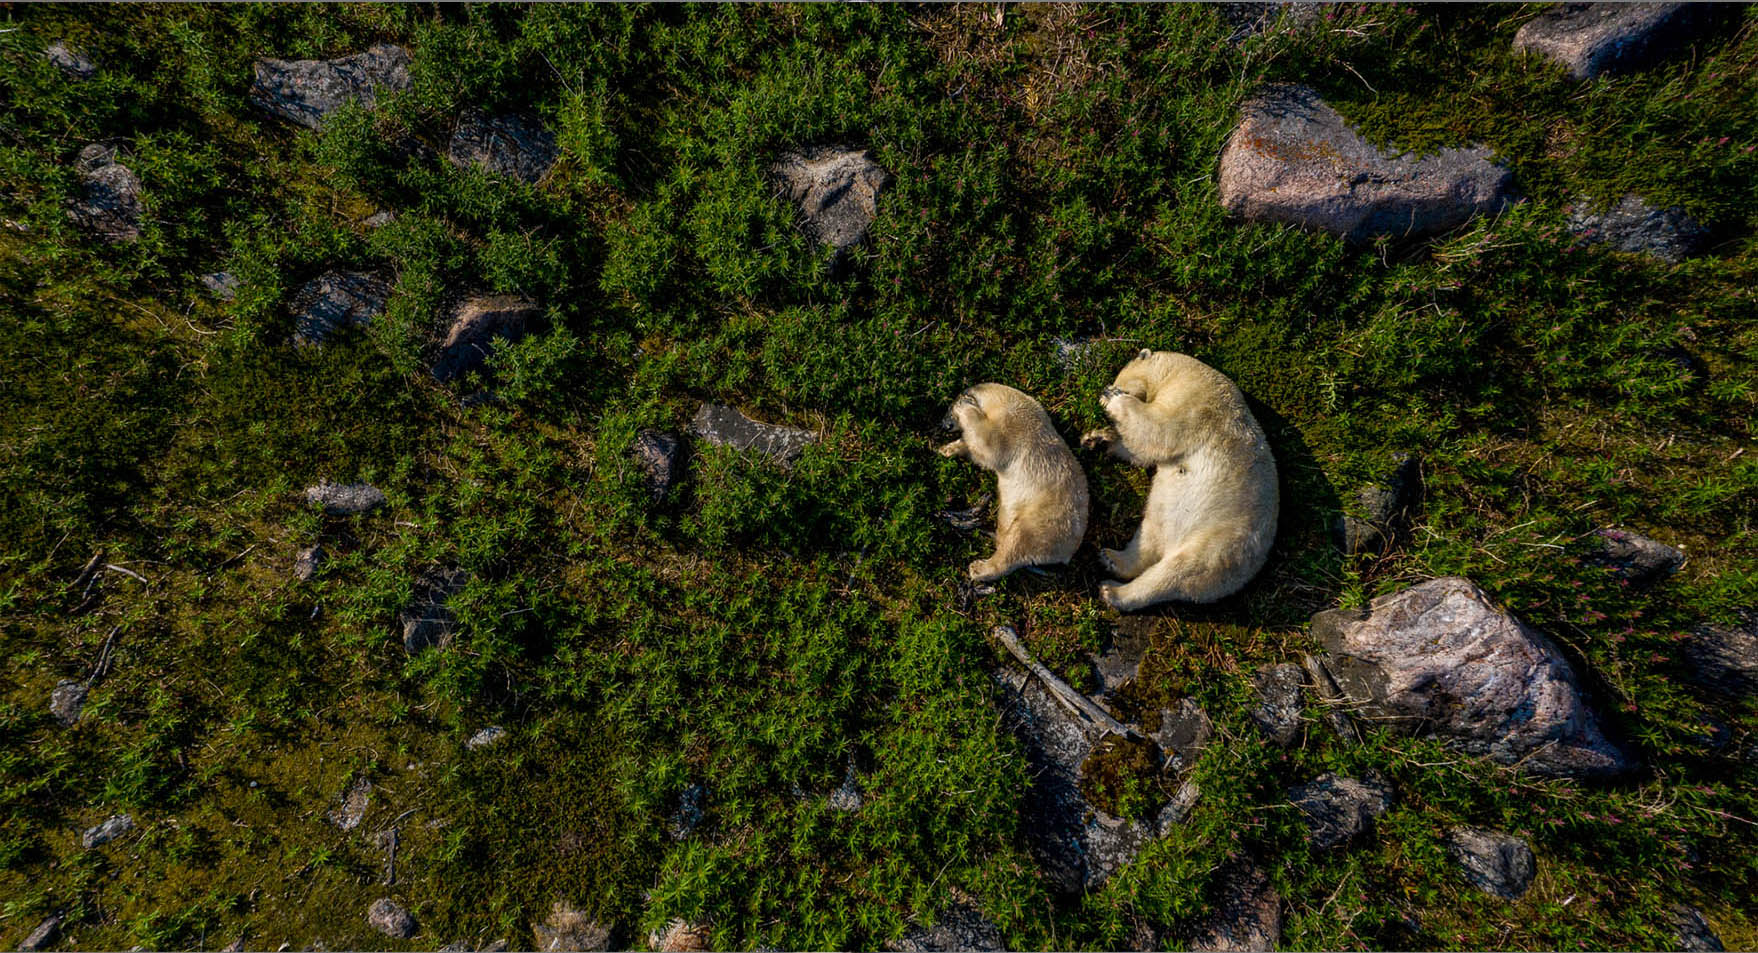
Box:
[251,44,411,129]
[888,903,1004,952]
[631,430,682,501]
[402,568,470,654]
[1249,663,1305,746]
[329,775,372,831]
[1667,904,1725,952]
[81,813,135,848]
[1288,773,1392,849]
[1445,827,1536,900]
[1514,4,1711,80]
[368,898,417,939]
[67,144,144,243]
[826,762,863,813]
[1684,614,1758,698]
[18,915,61,953]
[431,294,539,382]
[1190,855,1282,952]
[303,481,385,516]
[1153,698,1212,773]
[1092,621,1155,698]
[50,679,88,726]
[290,270,390,344]
[532,903,611,952]
[448,113,559,184]
[46,43,96,78]
[1219,84,1515,243]
[1567,195,1708,263]
[772,146,891,252]
[1309,577,1635,778]
[466,725,507,750]
[689,403,816,464]
[201,271,241,301]
[1586,527,1685,585]
[294,544,324,581]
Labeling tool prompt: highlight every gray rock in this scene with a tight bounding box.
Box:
[368,898,417,939]
[294,544,324,581]
[631,430,682,501]
[1586,527,1685,584]
[431,294,538,383]
[328,775,372,831]
[532,903,610,952]
[18,914,61,953]
[1300,653,1359,742]
[289,270,390,344]
[1684,614,1758,697]
[201,271,240,301]
[250,44,412,130]
[402,568,470,654]
[303,481,385,516]
[1445,827,1535,900]
[1153,699,1212,773]
[50,679,87,726]
[688,403,816,464]
[888,903,1004,952]
[1217,3,1324,45]
[46,43,96,79]
[1218,84,1515,243]
[1568,195,1707,263]
[466,725,507,750]
[1288,772,1392,849]
[81,813,135,848]
[1190,855,1281,952]
[772,146,891,252]
[1667,904,1725,952]
[1514,4,1712,80]
[364,210,397,229]
[827,762,862,813]
[1092,621,1155,698]
[448,113,559,184]
[1309,577,1635,778]
[667,782,707,841]
[1249,664,1305,746]
[1158,778,1202,829]
[1336,453,1421,556]
[67,144,144,243]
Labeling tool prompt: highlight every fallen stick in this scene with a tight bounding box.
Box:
[992,625,1140,740]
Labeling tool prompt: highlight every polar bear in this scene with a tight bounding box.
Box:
[939,383,1089,582]
[1082,351,1278,611]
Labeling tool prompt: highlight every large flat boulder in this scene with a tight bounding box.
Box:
[1513,4,1712,80]
[1309,577,1635,778]
[1218,85,1515,243]
[772,146,890,253]
[251,44,411,130]
[67,144,143,243]
[290,271,391,344]
[431,294,539,382]
[448,113,559,184]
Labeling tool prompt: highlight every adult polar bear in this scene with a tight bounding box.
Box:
[1083,350,1278,611]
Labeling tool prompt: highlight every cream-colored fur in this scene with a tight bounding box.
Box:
[1082,351,1278,610]
[939,383,1089,582]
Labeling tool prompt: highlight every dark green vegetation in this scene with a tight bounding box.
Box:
[3,4,1756,950]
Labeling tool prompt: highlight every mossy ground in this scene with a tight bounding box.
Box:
[1,4,1755,950]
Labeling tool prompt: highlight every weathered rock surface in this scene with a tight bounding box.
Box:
[1217,3,1324,45]
[1667,903,1725,952]
[368,898,417,939]
[1092,621,1155,698]
[1288,773,1392,849]
[329,775,372,831]
[532,903,611,952]
[1514,4,1711,80]
[1684,614,1758,697]
[466,725,507,751]
[294,544,325,582]
[67,144,144,243]
[772,146,890,252]
[1336,453,1421,556]
[1586,527,1685,584]
[1190,855,1282,952]
[81,813,135,848]
[402,568,470,654]
[251,44,412,129]
[888,903,1004,952]
[826,762,863,813]
[1219,84,1515,243]
[1568,195,1707,263]
[667,782,707,841]
[1153,698,1213,773]
[1249,663,1305,746]
[650,920,712,953]
[50,680,88,726]
[1309,577,1635,778]
[46,43,96,79]
[18,915,62,953]
[632,430,682,501]
[689,403,816,463]
[1445,827,1536,900]
[290,270,390,344]
[364,210,397,229]
[448,113,559,184]
[431,294,539,382]
[201,271,241,301]
[303,480,385,516]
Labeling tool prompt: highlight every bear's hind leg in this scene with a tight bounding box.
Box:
[1100,525,1154,580]
[1099,532,1247,611]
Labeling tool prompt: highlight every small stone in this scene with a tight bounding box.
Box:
[1667,904,1725,952]
[667,783,707,841]
[219,937,245,952]
[250,44,412,130]
[67,144,144,243]
[50,680,88,726]
[46,43,96,79]
[1587,527,1684,585]
[887,903,1004,952]
[1288,772,1392,849]
[1568,195,1707,263]
[448,113,559,184]
[294,544,325,581]
[367,898,416,939]
[688,403,816,464]
[1514,3,1713,80]
[532,903,610,953]
[1248,664,1305,746]
[650,920,712,953]
[303,481,385,516]
[1445,827,1536,899]
[466,725,507,750]
[1152,699,1212,773]
[201,272,241,301]
[1684,615,1758,698]
[289,270,390,344]
[364,210,397,229]
[401,568,470,654]
[771,146,891,253]
[81,813,135,848]
[1219,85,1515,243]
[328,775,372,831]
[1156,779,1202,832]
[826,763,862,813]
[1336,453,1421,556]
[631,430,682,501]
[432,295,539,383]
[1190,855,1281,952]
[18,915,62,953]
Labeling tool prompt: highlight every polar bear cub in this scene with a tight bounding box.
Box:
[939,383,1089,582]
[1083,351,1278,611]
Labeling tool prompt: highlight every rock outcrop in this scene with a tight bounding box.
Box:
[290,271,391,344]
[888,903,1004,953]
[1514,4,1711,80]
[251,44,412,129]
[431,294,539,382]
[1249,663,1305,746]
[1288,773,1392,849]
[689,403,816,464]
[46,43,96,79]
[772,146,890,253]
[1684,614,1757,698]
[631,430,682,500]
[1568,195,1708,263]
[67,144,144,243]
[1190,855,1282,952]
[448,113,559,184]
[1445,827,1536,899]
[1335,453,1421,556]
[1586,527,1684,585]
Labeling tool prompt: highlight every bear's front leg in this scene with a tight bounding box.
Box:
[938,438,969,459]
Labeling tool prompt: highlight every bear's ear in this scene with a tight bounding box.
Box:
[1137,348,1153,361]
